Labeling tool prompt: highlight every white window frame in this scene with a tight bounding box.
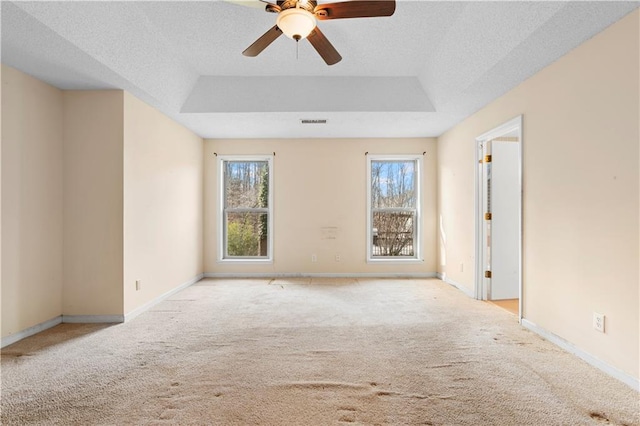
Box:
[217,155,274,263]
[366,154,422,263]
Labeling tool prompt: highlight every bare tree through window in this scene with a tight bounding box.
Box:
[370,160,418,257]
[223,160,269,258]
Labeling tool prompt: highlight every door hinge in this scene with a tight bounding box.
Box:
[485,270,492,278]
[484,155,492,163]
[484,212,492,220]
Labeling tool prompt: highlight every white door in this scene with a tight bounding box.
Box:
[490,141,520,300]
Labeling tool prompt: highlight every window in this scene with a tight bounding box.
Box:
[218,156,273,261]
[367,155,421,262]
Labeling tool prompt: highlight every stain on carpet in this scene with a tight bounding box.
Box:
[590,412,611,423]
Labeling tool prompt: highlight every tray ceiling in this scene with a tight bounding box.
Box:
[2,1,638,138]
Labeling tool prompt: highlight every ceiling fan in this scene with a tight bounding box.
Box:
[242,0,396,65]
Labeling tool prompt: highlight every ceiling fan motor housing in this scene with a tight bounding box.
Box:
[276,7,317,40]
[279,0,317,13]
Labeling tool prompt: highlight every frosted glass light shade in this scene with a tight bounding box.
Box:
[277,8,316,40]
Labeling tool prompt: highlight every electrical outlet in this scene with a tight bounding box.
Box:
[593,312,605,333]
[311,254,317,262]
[135,280,141,291]
[335,254,341,262]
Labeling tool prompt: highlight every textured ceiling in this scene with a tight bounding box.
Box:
[2,1,638,138]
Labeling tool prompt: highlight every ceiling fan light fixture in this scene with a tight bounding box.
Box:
[276,8,316,41]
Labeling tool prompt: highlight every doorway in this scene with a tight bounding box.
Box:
[474,116,522,320]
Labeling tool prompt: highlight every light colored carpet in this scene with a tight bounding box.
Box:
[1,278,638,425]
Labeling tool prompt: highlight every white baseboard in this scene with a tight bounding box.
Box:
[203,272,438,279]
[1,316,63,348]
[521,319,639,391]
[124,273,204,321]
[62,315,124,323]
[2,274,205,347]
[436,273,475,298]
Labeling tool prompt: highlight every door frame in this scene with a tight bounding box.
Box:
[474,115,523,321]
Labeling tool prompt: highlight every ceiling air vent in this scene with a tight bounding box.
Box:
[300,119,327,124]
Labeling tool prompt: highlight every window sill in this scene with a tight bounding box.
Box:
[367,258,424,264]
[218,258,273,264]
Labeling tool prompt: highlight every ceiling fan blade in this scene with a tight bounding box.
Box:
[314,0,395,20]
[307,26,342,65]
[243,25,283,57]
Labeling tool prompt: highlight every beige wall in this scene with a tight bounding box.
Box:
[1,65,64,336]
[2,74,204,334]
[438,10,639,378]
[204,138,437,275]
[63,91,124,316]
[123,92,203,315]
[1,64,2,335]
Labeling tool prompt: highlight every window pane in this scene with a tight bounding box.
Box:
[226,212,268,257]
[371,161,415,208]
[224,161,269,209]
[372,211,415,257]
